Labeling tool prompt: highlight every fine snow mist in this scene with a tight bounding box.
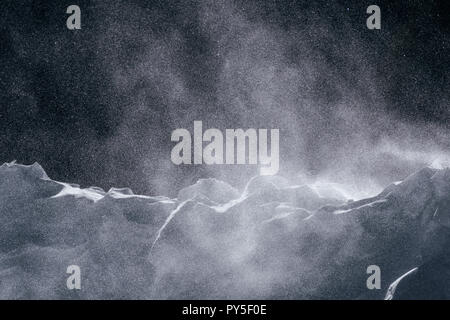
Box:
[84,0,450,197]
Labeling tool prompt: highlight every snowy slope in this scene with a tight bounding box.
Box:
[0,162,449,299]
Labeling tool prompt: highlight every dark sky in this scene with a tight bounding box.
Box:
[1,0,449,197]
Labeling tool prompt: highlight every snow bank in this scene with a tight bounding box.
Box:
[0,162,449,299]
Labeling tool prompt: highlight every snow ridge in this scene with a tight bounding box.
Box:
[0,162,449,299]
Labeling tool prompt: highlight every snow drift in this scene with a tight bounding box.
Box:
[1,162,450,299]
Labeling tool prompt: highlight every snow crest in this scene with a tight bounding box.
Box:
[0,162,449,299]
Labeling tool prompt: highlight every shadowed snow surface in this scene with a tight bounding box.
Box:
[1,162,450,299]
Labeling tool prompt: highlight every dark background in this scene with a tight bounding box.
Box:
[1,0,449,197]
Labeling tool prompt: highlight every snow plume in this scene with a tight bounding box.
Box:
[77,0,450,198]
[1,1,448,201]
[1,0,448,300]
